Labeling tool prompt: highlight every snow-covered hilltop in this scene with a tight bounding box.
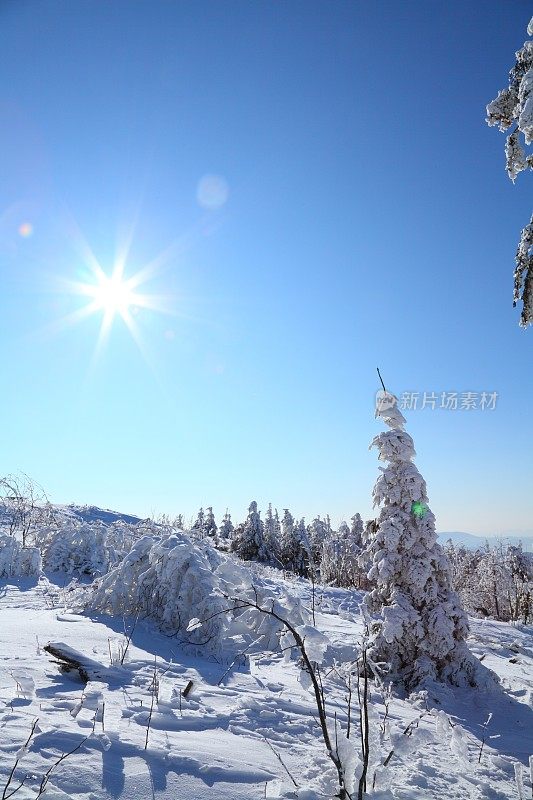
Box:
[0,556,532,800]
[1,397,532,798]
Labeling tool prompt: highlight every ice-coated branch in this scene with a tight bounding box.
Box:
[486,18,533,326]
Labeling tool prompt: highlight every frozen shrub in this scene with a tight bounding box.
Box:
[321,515,364,588]
[42,522,113,576]
[86,531,308,656]
[0,534,41,577]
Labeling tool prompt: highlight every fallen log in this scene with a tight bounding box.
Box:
[44,642,107,683]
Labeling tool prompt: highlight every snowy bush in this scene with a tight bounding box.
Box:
[41,522,113,576]
[86,531,309,656]
[0,534,41,577]
[445,539,533,623]
[37,517,155,577]
[321,514,365,588]
[0,473,55,546]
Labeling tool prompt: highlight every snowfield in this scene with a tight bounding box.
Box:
[1,562,532,800]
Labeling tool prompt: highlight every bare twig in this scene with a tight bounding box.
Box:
[478,712,492,764]
[144,658,158,750]
[382,711,430,769]
[358,647,370,800]
[220,592,352,799]
[2,718,38,800]
[36,734,90,798]
[120,613,139,664]
[346,671,353,740]
[262,736,299,789]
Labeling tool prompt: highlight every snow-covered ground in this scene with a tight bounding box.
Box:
[0,565,532,800]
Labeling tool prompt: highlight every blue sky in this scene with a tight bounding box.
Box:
[1,0,532,534]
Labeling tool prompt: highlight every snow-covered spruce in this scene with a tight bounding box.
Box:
[307,515,329,569]
[0,534,41,577]
[85,531,309,656]
[204,506,217,538]
[191,507,205,537]
[361,393,497,692]
[261,503,281,564]
[217,509,234,544]
[279,509,309,575]
[231,501,265,561]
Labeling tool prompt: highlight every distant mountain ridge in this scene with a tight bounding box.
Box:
[55,504,145,526]
[438,531,533,551]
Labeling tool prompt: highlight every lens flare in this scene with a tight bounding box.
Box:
[196,174,229,209]
[18,222,33,238]
[411,501,429,519]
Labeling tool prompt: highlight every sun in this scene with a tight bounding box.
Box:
[66,260,149,365]
[51,250,168,367]
[90,270,136,317]
[45,219,192,370]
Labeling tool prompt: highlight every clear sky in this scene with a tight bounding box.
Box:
[1,0,532,535]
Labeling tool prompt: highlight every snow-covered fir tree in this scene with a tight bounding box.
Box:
[217,509,234,542]
[191,507,205,537]
[280,510,311,575]
[231,501,265,561]
[204,506,217,538]
[338,521,350,538]
[261,503,281,564]
[486,13,533,326]
[307,516,328,570]
[350,513,363,546]
[294,517,311,576]
[280,509,297,569]
[361,392,494,691]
